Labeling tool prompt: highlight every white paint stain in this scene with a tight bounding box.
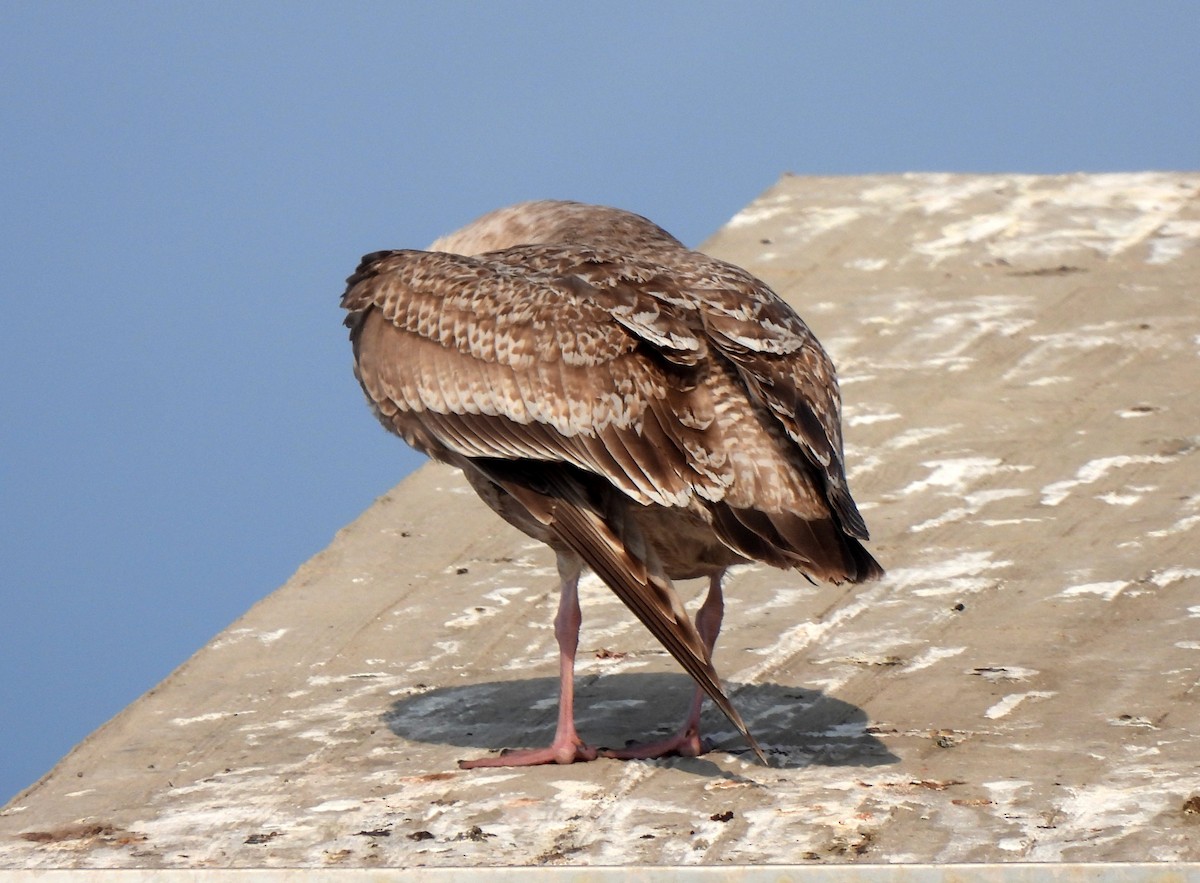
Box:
[916,213,1015,262]
[1028,780,1183,861]
[846,257,888,271]
[913,297,1035,371]
[171,710,256,726]
[407,640,462,673]
[1059,581,1129,601]
[985,691,1055,719]
[442,584,537,630]
[867,175,1002,216]
[911,488,1029,533]
[971,665,1039,683]
[982,779,1031,803]
[781,206,864,238]
[903,646,967,672]
[308,799,363,813]
[902,457,1029,497]
[907,173,1200,265]
[1004,318,1179,384]
[741,584,820,618]
[886,549,1012,597]
[210,627,289,650]
[888,425,959,450]
[726,194,797,228]
[846,411,902,427]
[1147,219,1200,264]
[732,580,895,685]
[481,586,527,605]
[1041,455,1176,506]
[1147,513,1200,538]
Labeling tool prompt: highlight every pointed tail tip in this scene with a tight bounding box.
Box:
[727,708,768,765]
[747,733,770,766]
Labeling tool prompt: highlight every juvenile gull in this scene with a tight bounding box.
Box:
[342,200,882,767]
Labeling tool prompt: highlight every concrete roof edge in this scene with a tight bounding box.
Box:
[2,862,1200,881]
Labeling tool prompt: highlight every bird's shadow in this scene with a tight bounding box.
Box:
[383,672,897,771]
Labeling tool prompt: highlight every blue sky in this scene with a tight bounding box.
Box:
[1,2,1196,805]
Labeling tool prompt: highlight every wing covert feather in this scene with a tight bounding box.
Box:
[345,240,872,539]
[346,252,716,508]
[470,243,870,538]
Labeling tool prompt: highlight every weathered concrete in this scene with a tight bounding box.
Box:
[2,173,1198,869]
[2,864,1199,882]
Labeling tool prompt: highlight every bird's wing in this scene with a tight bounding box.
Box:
[342,249,730,509]
[696,268,871,541]
[483,245,871,541]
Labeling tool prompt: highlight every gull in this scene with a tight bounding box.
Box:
[342,200,882,767]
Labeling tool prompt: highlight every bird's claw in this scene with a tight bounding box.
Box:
[600,728,708,761]
[458,738,599,769]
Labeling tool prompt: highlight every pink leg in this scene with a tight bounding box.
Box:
[459,553,598,768]
[603,570,726,760]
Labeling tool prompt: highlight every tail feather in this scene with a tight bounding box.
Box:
[474,462,767,764]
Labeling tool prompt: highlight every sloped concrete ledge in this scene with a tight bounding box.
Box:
[3,173,1199,868]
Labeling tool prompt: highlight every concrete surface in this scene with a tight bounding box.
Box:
[2,173,1198,870]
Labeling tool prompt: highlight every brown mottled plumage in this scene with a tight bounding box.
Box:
[343,200,882,767]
